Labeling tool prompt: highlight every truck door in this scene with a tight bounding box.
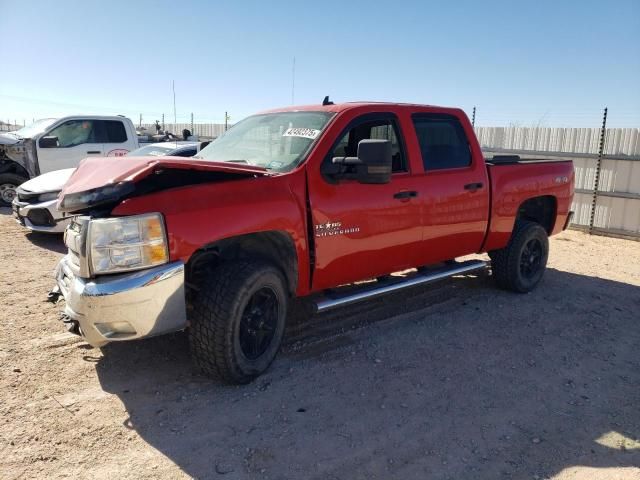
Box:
[102,120,134,157]
[410,113,490,264]
[308,113,424,290]
[36,119,105,173]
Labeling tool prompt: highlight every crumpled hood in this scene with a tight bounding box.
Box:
[58,156,269,213]
[18,168,76,193]
[0,133,21,145]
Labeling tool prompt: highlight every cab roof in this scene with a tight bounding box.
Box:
[258,101,460,116]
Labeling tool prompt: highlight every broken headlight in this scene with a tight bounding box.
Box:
[88,213,169,275]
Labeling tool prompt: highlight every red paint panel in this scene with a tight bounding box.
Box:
[482,161,574,252]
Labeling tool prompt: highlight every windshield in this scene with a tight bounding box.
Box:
[195,111,333,171]
[10,118,58,139]
[127,144,176,156]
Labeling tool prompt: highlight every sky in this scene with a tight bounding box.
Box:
[0,0,639,128]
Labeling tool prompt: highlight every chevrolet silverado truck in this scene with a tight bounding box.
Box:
[53,101,574,384]
[0,115,139,206]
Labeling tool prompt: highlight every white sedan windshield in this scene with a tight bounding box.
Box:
[195,111,333,171]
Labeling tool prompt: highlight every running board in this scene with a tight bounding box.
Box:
[314,260,488,313]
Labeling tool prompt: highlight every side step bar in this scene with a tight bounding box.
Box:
[314,259,488,313]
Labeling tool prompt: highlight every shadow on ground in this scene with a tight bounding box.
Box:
[25,231,66,253]
[93,269,640,479]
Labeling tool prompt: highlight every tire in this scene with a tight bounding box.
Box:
[0,173,28,206]
[489,220,549,293]
[189,260,288,384]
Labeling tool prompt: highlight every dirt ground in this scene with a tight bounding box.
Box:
[1,208,639,480]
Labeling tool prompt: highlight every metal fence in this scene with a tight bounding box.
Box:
[139,122,228,139]
[0,122,22,132]
[478,127,640,239]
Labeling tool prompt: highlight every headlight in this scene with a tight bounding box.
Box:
[38,191,60,202]
[88,213,169,275]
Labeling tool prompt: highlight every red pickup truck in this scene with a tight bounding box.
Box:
[54,101,574,384]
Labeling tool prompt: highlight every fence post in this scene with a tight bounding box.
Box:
[589,107,608,235]
[472,106,476,128]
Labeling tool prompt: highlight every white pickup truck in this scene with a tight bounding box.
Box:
[0,115,139,206]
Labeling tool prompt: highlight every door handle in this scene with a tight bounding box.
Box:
[464,182,483,191]
[86,150,102,154]
[393,190,418,200]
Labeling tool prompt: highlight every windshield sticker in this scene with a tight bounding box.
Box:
[283,127,321,139]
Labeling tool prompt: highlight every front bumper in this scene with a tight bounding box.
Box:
[55,256,187,347]
[12,197,70,233]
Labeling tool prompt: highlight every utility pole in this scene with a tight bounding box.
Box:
[589,107,608,235]
[162,113,165,131]
[139,113,142,127]
[190,112,194,134]
[471,106,476,128]
[225,111,230,131]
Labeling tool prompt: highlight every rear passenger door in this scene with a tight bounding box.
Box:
[411,113,490,264]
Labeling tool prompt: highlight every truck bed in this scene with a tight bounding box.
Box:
[482,159,574,252]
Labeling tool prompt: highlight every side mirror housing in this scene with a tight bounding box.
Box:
[330,139,392,184]
[39,136,59,148]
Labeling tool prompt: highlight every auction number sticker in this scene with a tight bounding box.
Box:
[283,127,321,139]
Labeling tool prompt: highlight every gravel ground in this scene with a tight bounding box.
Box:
[1,208,639,480]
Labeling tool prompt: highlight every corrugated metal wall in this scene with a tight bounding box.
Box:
[139,123,228,139]
[475,127,640,156]
[479,127,640,239]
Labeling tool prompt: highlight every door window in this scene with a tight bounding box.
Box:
[331,117,407,172]
[102,120,128,143]
[412,115,471,170]
[48,120,98,147]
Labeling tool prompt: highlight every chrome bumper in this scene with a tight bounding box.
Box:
[55,256,187,347]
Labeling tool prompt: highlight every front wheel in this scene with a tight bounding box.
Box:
[0,173,28,206]
[189,260,288,384]
[489,220,549,293]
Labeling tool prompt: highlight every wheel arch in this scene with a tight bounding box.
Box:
[185,230,299,296]
[0,160,30,179]
[515,195,557,235]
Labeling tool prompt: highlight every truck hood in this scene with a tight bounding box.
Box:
[0,133,23,145]
[58,156,269,213]
[18,168,76,194]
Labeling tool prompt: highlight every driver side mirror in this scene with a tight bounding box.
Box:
[330,139,392,184]
[39,136,59,148]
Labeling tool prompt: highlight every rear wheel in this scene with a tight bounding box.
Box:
[0,173,28,206]
[489,220,549,293]
[189,260,288,384]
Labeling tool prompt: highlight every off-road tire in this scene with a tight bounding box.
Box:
[0,173,27,206]
[489,220,549,293]
[189,260,288,384]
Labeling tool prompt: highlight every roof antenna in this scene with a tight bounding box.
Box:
[322,95,334,106]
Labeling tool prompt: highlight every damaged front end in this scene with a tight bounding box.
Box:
[0,135,39,177]
[57,156,270,215]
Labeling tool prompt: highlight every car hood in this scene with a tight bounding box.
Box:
[58,156,270,213]
[0,133,21,145]
[18,168,76,194]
